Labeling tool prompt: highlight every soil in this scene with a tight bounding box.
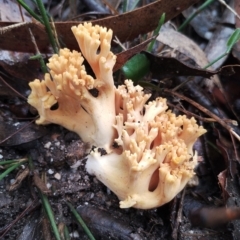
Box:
[1,1,240,239]
[0,119,239,240]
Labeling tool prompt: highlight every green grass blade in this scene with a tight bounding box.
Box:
[129,0,141,11]
[122,0,128,12]
[35,0,58,53]
[29,54,48,73]
[178,0,215,31]
[66,202,95,240]
[147,13,165,52]
[0,158,27,166]
[0,162,22,181]
[64,225,71,240]
[226,28,240,53]
[204,28,240,69]
[40,193,61,240]
[16,0,43,23]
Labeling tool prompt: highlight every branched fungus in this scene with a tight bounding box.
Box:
[28,22,206,209]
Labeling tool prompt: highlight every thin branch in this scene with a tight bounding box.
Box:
[0,75,27,101]
[28,28,48,74]
[164,89,240,142]
[0,119,36,145]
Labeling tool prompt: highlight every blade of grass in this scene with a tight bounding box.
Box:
[122,0,128,12]
[178,0,215,31]
[66,202,95,240]
[226,28,240,53]
[0,162,22,181]
[0,158,27,166]
[204,28,240,69]
[129,0,141,11]
[27,155,61,239]
[121,13,165,82]
[16,0,43,23]
[40,193,61,240]
[29,54,48,73]
[147,13,165,52]
[203,53,227,69]
[35,0,58,53]
[29,28,48,73]
[64,225,71,240]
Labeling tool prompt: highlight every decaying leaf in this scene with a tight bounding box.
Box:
[9,167,30,191]
[0,0,31,22]
[156,23,221,90]
[0,121,47,147]
[33,172,51,195]
[0,0,200,52]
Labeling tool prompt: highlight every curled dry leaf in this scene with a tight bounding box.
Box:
[0,121,47,147]
[33,172,51,195]
[9,167,30,191]
[156,23,221,90]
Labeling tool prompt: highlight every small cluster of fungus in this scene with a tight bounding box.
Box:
[28,22,206,209]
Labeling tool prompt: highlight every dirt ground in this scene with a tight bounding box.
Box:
[1,0,240,239]
[0,119,239,239]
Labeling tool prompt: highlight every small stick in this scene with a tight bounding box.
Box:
[28,28,48,74]
[0,75,27,100]
[164,89,240,142]
[0,119,36,145]
[167,101,237,125]
[172,189,186,240]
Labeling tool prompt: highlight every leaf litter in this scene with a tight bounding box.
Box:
[1,0,240,239]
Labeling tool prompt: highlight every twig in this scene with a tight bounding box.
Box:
[0,75,27,100]
[218,0,240,20]
[113,36,127,50]
[28,28,48,74]
[167,101,237,125]
[0,119,36,145]
[172,189,186,240]
[167,102,215,122]
[17,2,25,21]
[49,18,61,50]
[16,0,43,23]
[0,199,39,238]
[164,89,240,142]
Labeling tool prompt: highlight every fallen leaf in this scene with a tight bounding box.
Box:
[9,167,30,191]
[0,0,200,52]
[0,0,31,22]
[0,121,47,147]
[114,37,152,71]
[33,172,51,194]
[144,51,216,78]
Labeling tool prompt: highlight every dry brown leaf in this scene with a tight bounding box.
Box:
[157,24,212,68]
[156,24,221,90]
[0,0,40,81]
[0,0,31,22]
[9,167,30,191]
[33,172,51,195]
[0,0,200,53]
[114,37,153,71]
